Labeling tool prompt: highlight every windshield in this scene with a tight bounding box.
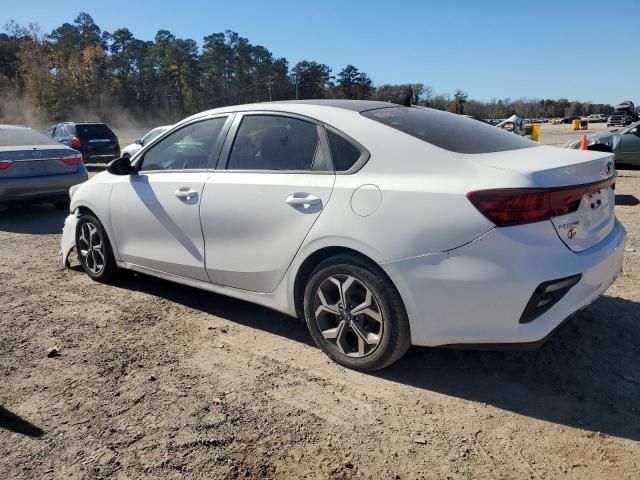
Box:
[362,107,537,154]
[0,128,60,147]
[142,127,167,145]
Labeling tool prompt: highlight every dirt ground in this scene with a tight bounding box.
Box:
[1,133,639,479]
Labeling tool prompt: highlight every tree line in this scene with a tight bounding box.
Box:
[0,13,615,127]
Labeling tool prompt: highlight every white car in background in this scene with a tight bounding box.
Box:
[60,100,625,371]
[120,125,171,158]
[587,114,608,123]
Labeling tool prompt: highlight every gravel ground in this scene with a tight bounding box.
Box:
[0,139,639,479]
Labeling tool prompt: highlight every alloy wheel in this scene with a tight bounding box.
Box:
[78,222,105,275]
[313,274,383,358]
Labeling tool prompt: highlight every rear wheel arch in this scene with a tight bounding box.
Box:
[292,246,404,320]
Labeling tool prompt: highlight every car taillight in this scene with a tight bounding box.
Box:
[0,160,13,169]
[61,154,83,165]
[467,177,616,226]
[71,136,82,148]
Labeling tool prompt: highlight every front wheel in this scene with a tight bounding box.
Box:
[75,213,119,282]
[303,254,411,371]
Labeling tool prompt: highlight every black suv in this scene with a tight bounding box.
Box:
[46,122,120,163]
[607,111,638,127]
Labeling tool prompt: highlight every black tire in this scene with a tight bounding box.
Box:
[53,201,69,210]
[75,213,120,282]
[303,253,411,371]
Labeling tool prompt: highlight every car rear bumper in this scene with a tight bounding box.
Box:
[382,218,626,347]
[0,172,88,203]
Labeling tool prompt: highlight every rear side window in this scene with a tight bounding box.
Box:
[75,124,115,138]
[0,128,60,146]
[227,115,319,171]
[327,130,361,171]
[362,107,537,154]
[53,125,67,137]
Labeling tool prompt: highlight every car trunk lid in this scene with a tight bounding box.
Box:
[472,146,616,252]
[0,146,82,179]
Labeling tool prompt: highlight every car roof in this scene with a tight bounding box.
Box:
[193,99,399,118]
[269,100,398,112]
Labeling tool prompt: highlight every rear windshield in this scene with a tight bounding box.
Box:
[0,128,60,147]
[362,107,537,154]
[75,124,115,138]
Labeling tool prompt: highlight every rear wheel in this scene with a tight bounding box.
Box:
[75,214,119,282]
[303,254,411,371]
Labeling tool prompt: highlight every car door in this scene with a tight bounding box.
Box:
[200,113,335,293]
[618,125,640,164]
[109,116,231,281]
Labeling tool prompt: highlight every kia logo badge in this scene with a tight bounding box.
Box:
[32,150,42,158]
[605,161,614,176]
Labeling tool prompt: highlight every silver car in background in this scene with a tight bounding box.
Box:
[0,125,88,209]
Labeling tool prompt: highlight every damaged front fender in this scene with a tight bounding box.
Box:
[59,211,78,268]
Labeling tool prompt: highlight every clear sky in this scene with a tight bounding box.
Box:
[3,0,638,104]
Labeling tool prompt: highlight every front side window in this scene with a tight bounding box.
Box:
[140,118,226,171]
[227,115,319,171]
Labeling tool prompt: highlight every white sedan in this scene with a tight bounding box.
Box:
[120,125,171,158]
[60,100,626,371]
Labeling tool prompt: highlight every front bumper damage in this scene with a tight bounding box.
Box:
[59,212,78,268]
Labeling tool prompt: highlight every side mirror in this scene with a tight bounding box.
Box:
[107,157,137,176]
[135,139,143,145]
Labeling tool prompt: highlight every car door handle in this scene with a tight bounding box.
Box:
[286,193,322,207]
[175,188,198,201]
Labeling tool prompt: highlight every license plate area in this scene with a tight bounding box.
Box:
[577,188,613,233]
[551,186,615,252]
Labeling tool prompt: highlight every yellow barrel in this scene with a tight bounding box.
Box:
[572,119,580,130]
[531,124,541,141]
